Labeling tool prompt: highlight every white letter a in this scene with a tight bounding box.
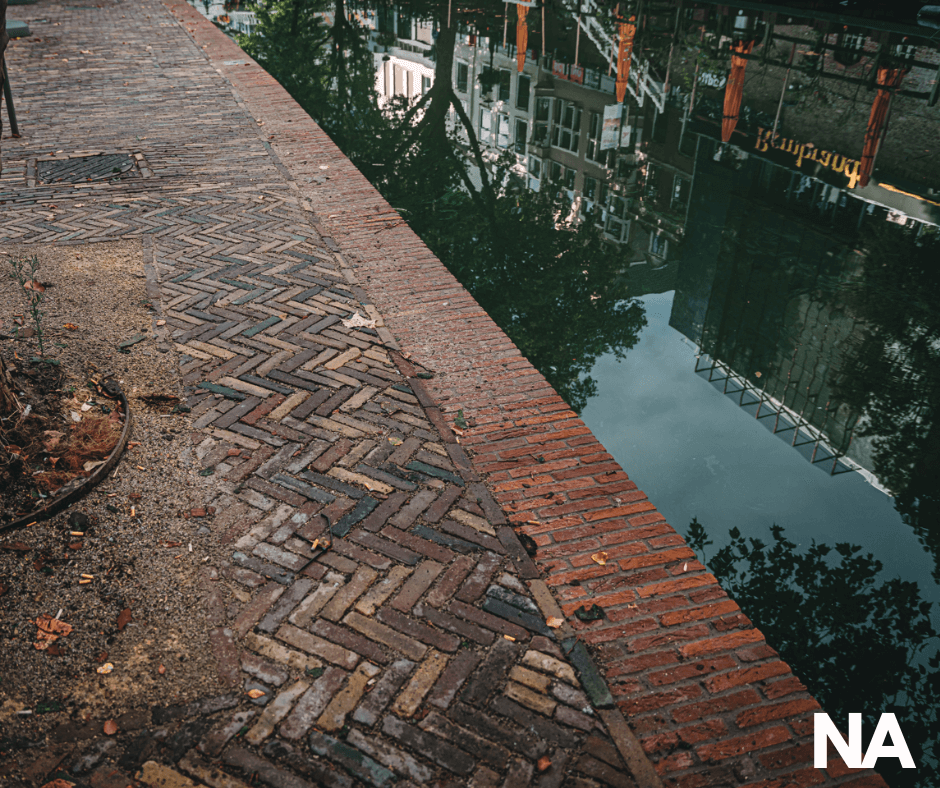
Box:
[862,713,916,769]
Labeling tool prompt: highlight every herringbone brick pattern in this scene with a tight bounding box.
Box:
[0,2,656,787]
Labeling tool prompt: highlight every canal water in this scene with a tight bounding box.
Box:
[193,1,940,783]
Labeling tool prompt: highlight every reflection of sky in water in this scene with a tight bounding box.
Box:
[582,291,939,624]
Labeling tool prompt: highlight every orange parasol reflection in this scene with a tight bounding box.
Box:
[615,16,636,104]
[859,67,906,188]
[516,4,528,72]
[721,40,754,142]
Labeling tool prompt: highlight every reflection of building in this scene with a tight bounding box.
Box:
[669,122,938,488]
[664,2,940,192]
[366,5,679,293]
[188,1,256,35]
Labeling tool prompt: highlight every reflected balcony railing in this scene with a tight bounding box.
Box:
[692,354,887,491]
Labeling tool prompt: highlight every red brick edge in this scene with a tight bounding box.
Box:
[163,4,889,787]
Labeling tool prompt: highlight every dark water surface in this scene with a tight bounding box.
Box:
[193,1,940,782]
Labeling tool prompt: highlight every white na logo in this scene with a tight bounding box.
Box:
[814,713,916,769]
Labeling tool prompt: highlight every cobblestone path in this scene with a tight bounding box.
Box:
[0,2,659,787]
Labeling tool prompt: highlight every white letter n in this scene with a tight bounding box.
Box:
[862,713,916,769]
[814,713,863,769]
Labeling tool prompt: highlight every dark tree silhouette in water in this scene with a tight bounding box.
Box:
[835,223,940,580]
[238,0,647,412]
[688,519,940,788]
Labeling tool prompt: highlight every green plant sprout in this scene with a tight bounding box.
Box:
[9,255,47,359]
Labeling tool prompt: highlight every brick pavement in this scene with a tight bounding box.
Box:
[0,1,888,788]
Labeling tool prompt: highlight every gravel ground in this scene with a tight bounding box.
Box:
[0,241,227,738]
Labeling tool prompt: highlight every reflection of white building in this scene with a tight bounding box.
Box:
[367,6,673,268]
[187,1,257,35]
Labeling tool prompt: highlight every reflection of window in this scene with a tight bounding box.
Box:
[550,161,564,183]
[551,100,581,154]
[456,63,469,93]
[645,163,658,200]
[397,11,412,39]
[587,112,602,162]
[479,110,492,145]
[604,195,630,242]
[422,75,431,93]
[499,70,511,102]
[535,97,551,122]
[564,168,576,191]
[516,75,531,111]
[514,119,528,154]
[496,114,510,148]
[671,176,690,209]
[528,156,541,191]
[532,97,551,146]
[650,232,668,257]
[583,176,598,202]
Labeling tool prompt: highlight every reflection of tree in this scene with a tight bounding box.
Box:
[417,184,647,413]
[238,0,648,412]
[688,519,940,788]
[239,0,388,178]
[835,223,940,580]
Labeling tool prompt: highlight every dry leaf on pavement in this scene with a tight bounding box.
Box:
[591,551,608,566]
[34,615,73,650]
[341,311,376,329]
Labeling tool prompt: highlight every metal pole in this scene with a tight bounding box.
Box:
[541,2,546,59]
[575,14,581,67]
[503,2,508,49]
[771,42,796,140]
[1,58,20,138]
[663,1,682,94]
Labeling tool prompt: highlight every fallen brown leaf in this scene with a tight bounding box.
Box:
[537,755,552,772]
[103,719,118,735]
[34,614,73,650]
[591,551,608,566]
[1,540,31,552]
[247,688,265,699]
[117,608,132,631]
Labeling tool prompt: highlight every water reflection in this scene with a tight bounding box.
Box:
[198,1,940,781]
[671,128,940,577]
[688,520,940,788]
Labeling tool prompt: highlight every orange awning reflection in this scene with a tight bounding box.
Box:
[721,40,754,142]
[516,5,528,72]
[615,16,636,104]
[859,67,906,188]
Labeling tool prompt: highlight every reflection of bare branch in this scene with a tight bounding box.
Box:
[385,87,443,170]
[398,88,435,128]
[448,87,497,217]
[443,142,490,217]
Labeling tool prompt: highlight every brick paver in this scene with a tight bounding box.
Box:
[0,2,887,788]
